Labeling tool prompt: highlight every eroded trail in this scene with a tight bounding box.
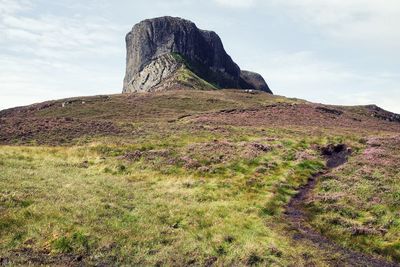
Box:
[285,144,398,267]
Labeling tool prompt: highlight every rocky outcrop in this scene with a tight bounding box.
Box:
[125,53,181,93]
[240,71,272,94]
[123,16,272,94]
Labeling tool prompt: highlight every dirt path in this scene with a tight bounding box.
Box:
[285,144,399,267]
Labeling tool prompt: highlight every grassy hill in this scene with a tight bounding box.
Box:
[0,89,399,266]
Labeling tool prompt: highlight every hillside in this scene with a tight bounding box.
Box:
[0,89,399,266]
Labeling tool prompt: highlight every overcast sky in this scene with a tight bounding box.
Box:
[1,0,399,112]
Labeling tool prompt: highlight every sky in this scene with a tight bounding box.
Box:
[1,0,399,113]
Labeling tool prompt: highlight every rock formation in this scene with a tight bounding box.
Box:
[123,16,272,94]
[239,71,271,93]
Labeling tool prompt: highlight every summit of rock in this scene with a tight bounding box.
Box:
[122,16,272,94]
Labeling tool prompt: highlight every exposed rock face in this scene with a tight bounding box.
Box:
[123,16,272,94]
[240,71,272,94]
[126,53,181,92]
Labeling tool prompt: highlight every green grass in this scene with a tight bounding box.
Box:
[176,65,218,90]
[0,132,333,265]
[171,52,219,89]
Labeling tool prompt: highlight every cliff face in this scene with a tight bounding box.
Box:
[124,53,181,93]
[123,16,272,94]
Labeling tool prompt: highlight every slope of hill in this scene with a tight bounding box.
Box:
[0,89,399,266]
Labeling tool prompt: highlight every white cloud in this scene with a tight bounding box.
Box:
[0,0,127,61]
[0,0,31,15]
[247,50,400,113]
[271,0,400,50]
[0,0,398,115]
[0,0,126,110]
[214,0,256,8]
[1,13,124,59]
[0,54,120,110]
